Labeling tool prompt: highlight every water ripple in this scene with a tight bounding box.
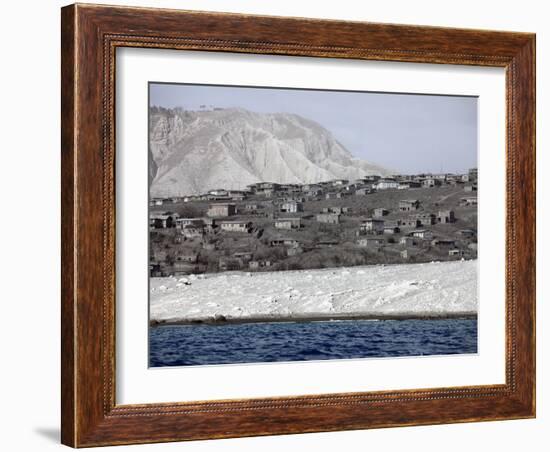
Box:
[149,319,477,367]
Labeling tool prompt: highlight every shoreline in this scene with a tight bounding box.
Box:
[150,311,477,327]
[150,260,477,326]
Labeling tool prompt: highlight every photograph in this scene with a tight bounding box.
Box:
[147,82,479,367]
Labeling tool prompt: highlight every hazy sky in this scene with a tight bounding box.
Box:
[150,83,477,174]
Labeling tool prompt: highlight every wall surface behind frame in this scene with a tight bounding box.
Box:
[0,0,545,451]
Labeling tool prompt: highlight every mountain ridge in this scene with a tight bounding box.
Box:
[149,107,391,197]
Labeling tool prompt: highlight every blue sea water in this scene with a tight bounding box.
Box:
[149,318,477,367]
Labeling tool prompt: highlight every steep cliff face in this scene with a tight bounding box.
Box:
[149,107,390,197]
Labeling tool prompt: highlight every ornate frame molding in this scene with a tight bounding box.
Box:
[62,4,535,447]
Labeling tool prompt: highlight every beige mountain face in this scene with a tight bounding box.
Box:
[149,107,391,197]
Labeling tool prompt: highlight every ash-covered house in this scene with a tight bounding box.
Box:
[383,221,400,234]
[400,236,419,246]
[431,238,456,248]
[150,198,164,206]
[218,256,244,271]
[392,174,409,182]
[449,249,467,257]
[219,220,252,233]
[400,218,422,229]
[232,251,254,265]
[244,182,280,198]
[171,251,200,275]
[359,218,385,235]
[227,190,247,201]
[464,184,478,192]
[249,260,272,270]
[373,207,389,217]
[374,178,399,190]
[331,179,349,187]
[280,200,304,213]
[206,203,236,218]
[316,213,341,224]
[457,229,477,239]
[181,223,205,239]
[317,240,339,248]
[278,184,300,194]
[336,191,353,199]
[422,177,442,188]
[243,203,262,212]
[446,174,465,185]
[399,199,420,212]
[398,180,421,189]
[247,182,281,194]
[207,188,228,197]
[357,237,385,249]
[446,178,463,187]
[288,195,307,203]
[414,212,436,226]
[364,175,381,183]
[176,218,204,228]
[323,206,352,215]
[182,195,200,203]
[270,238,300,247]
[274,217,302,229]
[411,229,433,240]
[149,212,178,229]
[172,261,197,275]
[175,251,199,263]
[460,196,478,206]
[437,210,456,224]
[301,183,320,192]
[202,218,217,233]
[355,187,371,196]
[305,187,323,198]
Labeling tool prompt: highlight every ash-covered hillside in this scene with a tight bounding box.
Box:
[149,107,391,197]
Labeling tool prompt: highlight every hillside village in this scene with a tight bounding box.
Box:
[149,169,478,277]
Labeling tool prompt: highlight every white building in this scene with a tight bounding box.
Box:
[316,213,341,224]
[411,229,433,240]
[274,217,301,229]
[175,218,204,228]
[422,178,442,188]
[206,203,236,218]
[374,179,399,190]
[332,179,349,186]
[280,201,304,213]
[219,220,251,233]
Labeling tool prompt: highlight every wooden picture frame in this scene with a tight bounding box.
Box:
[61,3,535,447]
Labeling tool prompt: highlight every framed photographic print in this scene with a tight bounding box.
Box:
[61,3,536,447]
